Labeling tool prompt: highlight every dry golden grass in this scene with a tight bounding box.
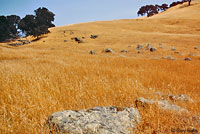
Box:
[0,1,200,133]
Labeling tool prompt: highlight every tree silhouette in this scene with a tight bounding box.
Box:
[159,4,169,11]
[6,15,21,39]
[0,16,10,42]
[35,7,55,28]
[0,15,21,42]
[137,5,160,17]
[18,15,37,37]
[18,7,55,39]
[138,0,192,18]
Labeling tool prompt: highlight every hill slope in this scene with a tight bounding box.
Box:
[150,0,200,19]
[0,1,200,133]
[23,0,200,59]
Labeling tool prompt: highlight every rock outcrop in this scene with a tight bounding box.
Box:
[90,35,98,39]
[46,106,140,134]
[136,45,143,50]
[150,47,156,52]
[120,50,128,53]
[155,92,194,102]
[135,97,188,112]
[105,48,113,53]
[89,50,95,55]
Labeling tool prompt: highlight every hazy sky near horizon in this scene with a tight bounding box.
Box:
[0,0,177,26]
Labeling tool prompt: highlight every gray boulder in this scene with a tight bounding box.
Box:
[168,94,194,102]
[184,57,191,61]
[89,50,95,55]
[105,48,113,53]
[120,50,128,53]
[146,44,152,50]
[46,106,140,134]
[155,92,194,103]
[90,35,98,39]
[8,40,32,46]
[171,47,176,51]
[135,97,188,112]
[189,53,195,56]
[8,43,23,46]
[167,56,175,60]
[71,37,83,43]
[136,44,143,50]
[150,47,156,52]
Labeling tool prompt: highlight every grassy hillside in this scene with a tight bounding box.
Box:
[0,1,200,133]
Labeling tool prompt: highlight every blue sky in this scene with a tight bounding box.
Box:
[0,0,176,26]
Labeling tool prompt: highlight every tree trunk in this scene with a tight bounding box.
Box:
[189,0,191,6]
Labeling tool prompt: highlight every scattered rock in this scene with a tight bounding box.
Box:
[150,47,156,52]
[168,94,194,102]
[135,97,188,112]
[157,99,187,112]
[135,97,154,108]
[155,92,194,102]
[167,56,175,60]
[136,44,143,50]
[105,48,113,53]
[184,57,191,61]
[43,40,45,42]
[194,46,199,49]
[82,37,85,39]
[128,45,131,48]
[18,40,31,44]
[162,56,167,59]
[70,31,74,34]
[120,50,128,53]
[90,35,98,39]
[137,51,141,54]
[171,47,176,51]
[8,42,26,46]
[189,53,195,56]
[64,40,67,42]
[89,50,95,55]
[7,40,31,46]
[71,37,83,43]
[146,44,152,50]
[46,106,140,134]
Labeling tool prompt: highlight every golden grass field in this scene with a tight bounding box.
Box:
[0,0,200,133]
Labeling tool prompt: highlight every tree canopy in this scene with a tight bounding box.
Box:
[0,7,55,42]
[137,4,168,17]
[138,0,191,17]
[18,7,55,39]
[0,15,20,42]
